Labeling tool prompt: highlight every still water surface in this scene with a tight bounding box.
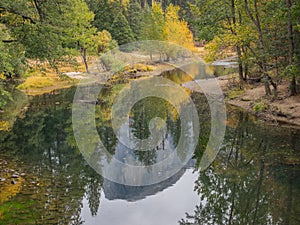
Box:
[0,71,299,225]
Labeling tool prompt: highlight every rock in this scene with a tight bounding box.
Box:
[20,173,26,177]
[11,180,17,185]
[0,178,6,182]
[55,102,60,105]
[12,174,19,178]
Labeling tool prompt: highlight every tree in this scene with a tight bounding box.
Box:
[286,0,297,96]
[93,30,118,54]
[243,0,276,95]
[164,4,195,52]
[190,0,289,96]
[111,12,135,47]
[140,3,166,59]
[0,0,99,74]
[140,3,166,41]
[139,3,196,60]
[86,0,115,32]
[0,0,66,68]
[0,24,25,78]
[64,0,97,73]
[126,0,143,40]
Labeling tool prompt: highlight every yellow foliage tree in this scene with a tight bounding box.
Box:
[164,4,196,53]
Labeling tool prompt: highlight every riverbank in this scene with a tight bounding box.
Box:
[15,57,300,128]
[219,76,300,128]
[17,61,175,96]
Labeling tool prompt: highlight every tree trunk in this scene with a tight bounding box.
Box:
[237,46,244,81]
[81,48,89,73]
[290,76,297,96]
[286,0,297,96]
[254,1,272,95]
[244,0,273,95]
[231,0,244,82]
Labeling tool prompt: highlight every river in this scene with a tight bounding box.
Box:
[0,69,299,225]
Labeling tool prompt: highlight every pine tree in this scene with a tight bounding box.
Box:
[140,2,166,41]
[111,12,135,47]
[127,0,143,40]
[86,0,114,32]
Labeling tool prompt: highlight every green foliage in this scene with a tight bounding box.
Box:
[126,0,143,40]
[253,101,268,113]
[140,3,166,41]
[282,58,300,80]
[86,0,115,32]
[111,12,135,47]
[0,82,12,109]
[139,3,195,59]
[0,24,26,77]
[226,89,245,100]
[93,30,118,54]
[190,0,300,95]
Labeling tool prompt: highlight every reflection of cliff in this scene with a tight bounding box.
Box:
[102,159,195,202]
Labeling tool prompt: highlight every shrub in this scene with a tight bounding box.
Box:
[253,101,268,113]
[133,64,153,72]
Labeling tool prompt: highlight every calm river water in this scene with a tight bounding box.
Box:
[0,70,299,225]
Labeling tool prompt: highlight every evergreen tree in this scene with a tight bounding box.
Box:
[86,0,114,32]
[126,0,143,40]
[140,2,166,41]
[111,12,135,47]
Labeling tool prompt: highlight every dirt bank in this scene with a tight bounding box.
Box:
[223,79,300,127]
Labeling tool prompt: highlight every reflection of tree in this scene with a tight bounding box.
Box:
[86,173,103,217]
[180,107,300,225]
[130,97,179,166]
[0,88,103,224]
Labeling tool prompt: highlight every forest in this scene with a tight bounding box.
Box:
[0,0,299,108]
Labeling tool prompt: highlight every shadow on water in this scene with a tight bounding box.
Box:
[0,75,299,224]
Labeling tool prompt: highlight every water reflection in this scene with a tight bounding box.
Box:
[0,82,299,224]
[180,108,300,225]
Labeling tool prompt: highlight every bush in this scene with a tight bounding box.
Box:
[253,101,268,113]
[134,64,153,72]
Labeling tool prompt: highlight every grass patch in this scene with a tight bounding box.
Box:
[133,63,154,72]
[17,75,78,96]
[17,58,84,95]
[253,101,268,113]
[226,89,245,100]
[123,63,154,73]
[18,76,55,89]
